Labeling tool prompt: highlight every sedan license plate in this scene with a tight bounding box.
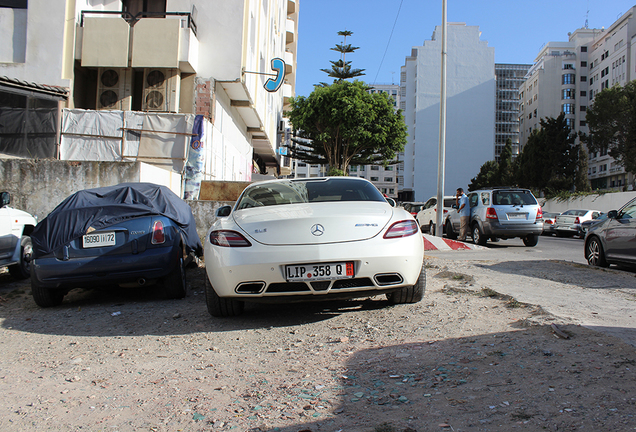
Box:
[507,213,527,220]
[82,232,116,248]
[285,262,354,282]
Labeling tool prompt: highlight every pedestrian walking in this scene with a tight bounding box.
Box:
[456,188,470,241]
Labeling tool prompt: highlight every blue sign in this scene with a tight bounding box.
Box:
[264,58,286,92]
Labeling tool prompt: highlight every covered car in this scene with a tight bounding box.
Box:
[30,183,202,307]
[204,177,425,317]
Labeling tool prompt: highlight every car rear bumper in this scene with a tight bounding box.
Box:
[32,245,180,289]
[481,221,543,238]
[205,234,425,299]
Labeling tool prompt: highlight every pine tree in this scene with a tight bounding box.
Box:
[320,30,365,80]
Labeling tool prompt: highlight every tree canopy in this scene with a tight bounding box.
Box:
[286,80,407,175]
[584,80,636,175]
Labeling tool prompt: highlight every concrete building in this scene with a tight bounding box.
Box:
[495,63,530,160]
[399,23,495,202]
[0,0,298,194]
[519,6,636,191]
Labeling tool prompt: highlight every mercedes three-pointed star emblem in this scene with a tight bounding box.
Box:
[311,223,325,236]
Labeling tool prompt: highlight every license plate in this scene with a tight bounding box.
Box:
[507,213,527,220]
[82,232,116,248]
[285,262,354,281]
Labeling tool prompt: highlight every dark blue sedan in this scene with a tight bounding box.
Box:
[30,183,202,307]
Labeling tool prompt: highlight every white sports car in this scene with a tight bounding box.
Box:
[203,177,425,317]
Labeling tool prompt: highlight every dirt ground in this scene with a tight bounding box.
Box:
[0,257,635,432]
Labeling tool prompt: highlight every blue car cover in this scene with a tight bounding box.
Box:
[31,183,203,259]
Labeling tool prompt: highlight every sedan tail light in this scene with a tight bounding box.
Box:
[210,230,252,247]
[151,220,165,244]
[486,207,498,219]
[575,217,580,224]
[383,220,419,239]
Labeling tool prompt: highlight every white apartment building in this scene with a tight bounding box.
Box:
[0,0,298,192]
[519,6,636,191]
[399,23,495,202]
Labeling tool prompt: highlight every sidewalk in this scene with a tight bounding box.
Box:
[422,234,484,251]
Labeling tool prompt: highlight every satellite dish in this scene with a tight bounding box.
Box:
[264,58,286,92]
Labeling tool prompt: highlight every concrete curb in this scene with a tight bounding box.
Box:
[422,234,486,251]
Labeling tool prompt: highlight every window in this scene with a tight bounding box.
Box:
[0,0,27,6]
[581,46,587,52]
[385,166,394,171]
[580,120,587,127]
[371,165,380,170]
[562,103,575,114]
[389,188,395,194]
[122,0,167,17]
[580,91,587,97]
[580,61,587,67]
[580,106,587,112]
[349,166,357,172]
[562,89,575,99]
[298,162,306,167]
[562,74,575,85]
[370,176,379,182]
[565,118,574,129]
[384,177,393,182]
[563,63,574,70]
[359,166,365,171]
[580,76,587,82]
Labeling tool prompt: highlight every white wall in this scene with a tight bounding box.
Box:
[541,192,636,214]
[408,24,495,202]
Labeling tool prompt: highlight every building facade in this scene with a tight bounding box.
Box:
[399,23,495,202]
[519,6,636,191]
[0,0,298,191]
[495,63,530,161]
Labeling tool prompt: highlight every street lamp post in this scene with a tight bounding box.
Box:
[435,0,448,237]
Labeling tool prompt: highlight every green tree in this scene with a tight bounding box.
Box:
[468,160,499,190]
[286,80,407,175]
[584,80,636,175]
[497,139,515,186]
[515,113,580,194]
[320,30,365,81]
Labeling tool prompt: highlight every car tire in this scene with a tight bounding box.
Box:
[472,224,487,246]
[9,235,32,280]
[31,267,65,308]
[445,220,457,240]
[205,274,244,317]
[586,236,608,268]
[523,234,539,247]
[162,255,186,299]
[429,222,435,236]
[386,264,426,305]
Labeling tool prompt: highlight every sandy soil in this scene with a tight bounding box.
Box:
[0,258,635,432]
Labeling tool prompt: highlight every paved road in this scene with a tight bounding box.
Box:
[425,234,636,347]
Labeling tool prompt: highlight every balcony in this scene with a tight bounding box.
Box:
[287,0,296,14]
[284,50,294,75]
[78,11,198,72]
[286,18,296,44]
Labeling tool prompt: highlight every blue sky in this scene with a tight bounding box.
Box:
[294,0,636,97]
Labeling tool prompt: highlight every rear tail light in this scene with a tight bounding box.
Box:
[536,208,543,220]
[210,230,252,247]
[546,220,554,225]
[575,217,580,224]
[151,220,165,244]
[486,207,498,219]
[384,220,419,239]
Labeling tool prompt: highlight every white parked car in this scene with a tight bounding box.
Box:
[203,177,425,317]
[0,192,37,279]
[416,195,456,235]
[555,209,602,238]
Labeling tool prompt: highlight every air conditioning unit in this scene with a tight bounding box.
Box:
[142,68,180,113]
[96,68,132,110]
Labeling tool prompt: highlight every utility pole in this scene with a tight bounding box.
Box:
[435,0,448,237]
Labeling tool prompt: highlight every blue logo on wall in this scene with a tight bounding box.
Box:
[264,58,286,92]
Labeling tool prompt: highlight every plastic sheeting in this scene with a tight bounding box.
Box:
[30,182,203,259]
[60,109,195,173]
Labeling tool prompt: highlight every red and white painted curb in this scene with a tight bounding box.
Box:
[422,234,485,251]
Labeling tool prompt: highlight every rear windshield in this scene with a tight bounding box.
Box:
[236,178,386,209]
[562,209,588,216]
[492,190,537,206]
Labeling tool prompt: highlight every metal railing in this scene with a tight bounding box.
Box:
[80,10,197,37]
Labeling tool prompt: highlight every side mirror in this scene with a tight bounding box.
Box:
[385,197,396,207]
[607,210,618,219]
[0,191,10,208]
[216,205,232,217]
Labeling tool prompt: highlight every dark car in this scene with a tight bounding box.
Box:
[30,183,203,307]
[585,197,636,268]
[578,213,607,238]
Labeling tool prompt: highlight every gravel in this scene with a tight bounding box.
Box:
[0,256,635,432]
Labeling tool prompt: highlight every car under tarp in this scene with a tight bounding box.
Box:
[31,183,203,259]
